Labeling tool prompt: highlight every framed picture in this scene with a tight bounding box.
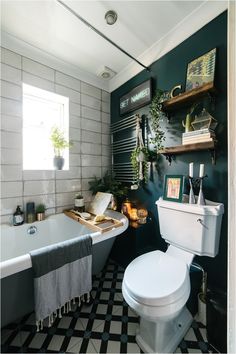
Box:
[163,175,184,203]
[185,48,216,92]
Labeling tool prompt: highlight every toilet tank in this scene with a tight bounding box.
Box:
[156,197,224,257]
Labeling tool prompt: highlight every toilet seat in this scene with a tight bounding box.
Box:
[123,250,189,307]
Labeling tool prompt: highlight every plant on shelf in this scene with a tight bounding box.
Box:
[149,89,167,152]
[89,171,128,210]
[36,204,46,221]
[50,126,73,170]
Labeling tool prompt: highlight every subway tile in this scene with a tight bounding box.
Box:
[81,94,101,110]
[22,57,54,81]
[1,148,22,165]
[81,130,101,144]
[81,155,101,167]
[0,196,23,216]
[56,179,81,193]
[102,133,111,146]
[23,170,55,180]
[23,194,56,210]
[1,48,21,69]
[102,90,110,103]
[69,102,80,117]
[102,145,111,157]
[0,214,13,224]
[1,63,22,85]
[70,153,81,167]
[81,118,101,133]
[102,112,110,124]
[102,155,111,167]
[55,166,81,180]
[102,101,110,114]
[82,166,101,179]
[0,131,22,149]
[81,142,101,156]
[55,72,80,92]
[81,106,101,122]
[81,82,101,99]
[55,192,75,207]
[69,115,81,129]
[102,122,110,134]
[1,80,22,101]
[1,165,22,181]
[81,178,93,191]
[1,182,23,198]
[70,141,81,154]
[56,205,74,213]
[1,97,22,117]
[1,114,22,132]
[22,72,54,92]
[82,190,93,203]
[24,180,55,196]
[45,207,56,216]
[69,127,80,142]
[56,84,81,104]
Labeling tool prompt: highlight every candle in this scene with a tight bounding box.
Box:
[199,164,204,178]
[189,162,194,178]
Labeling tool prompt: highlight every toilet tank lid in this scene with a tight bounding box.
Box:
[156,196,224,216]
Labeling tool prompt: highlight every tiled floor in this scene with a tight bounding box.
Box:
[1,259,217,353]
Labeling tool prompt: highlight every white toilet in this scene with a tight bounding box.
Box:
[122,197,224,353]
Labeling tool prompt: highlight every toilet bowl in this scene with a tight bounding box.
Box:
[122,250,193,353]
[122,197,224,353]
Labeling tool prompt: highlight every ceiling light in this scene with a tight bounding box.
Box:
[97,66,117,79]
[105,10,117,25]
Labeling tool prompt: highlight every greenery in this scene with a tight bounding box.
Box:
[130,146,149,185]
[50,126,73,157]
[89,171,128,199]
[149,89,167,152]
[36,204,46,213]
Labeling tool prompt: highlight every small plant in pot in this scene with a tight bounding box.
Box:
[36,204,46,221]
[50,126,72,170]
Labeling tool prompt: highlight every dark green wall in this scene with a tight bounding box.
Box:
[111,12,228,291]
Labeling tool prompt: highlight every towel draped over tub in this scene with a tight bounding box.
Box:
[30,234,92,331]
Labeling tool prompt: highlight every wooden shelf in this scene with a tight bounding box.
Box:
[162,82,217,112]
[159,140,216,164]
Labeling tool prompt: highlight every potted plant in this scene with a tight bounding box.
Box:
[89,171,128,211]
[50,126,72,170]
[36,204,46,221]
[131,146,149,185]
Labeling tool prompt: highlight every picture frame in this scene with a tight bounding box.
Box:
[185,48,216,92]
[163,175,184,203]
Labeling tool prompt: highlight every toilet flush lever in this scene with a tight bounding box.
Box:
[197,219,208,229]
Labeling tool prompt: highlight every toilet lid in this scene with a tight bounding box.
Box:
[123,250,189,306]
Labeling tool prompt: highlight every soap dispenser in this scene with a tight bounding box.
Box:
[13,206,24,226]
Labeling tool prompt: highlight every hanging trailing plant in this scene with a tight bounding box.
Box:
[131,146,149,185]
[149,89,167,152]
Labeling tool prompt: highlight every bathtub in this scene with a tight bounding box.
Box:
[0,210,128,327]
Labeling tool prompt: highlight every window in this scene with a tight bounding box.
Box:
[23,84,69,170]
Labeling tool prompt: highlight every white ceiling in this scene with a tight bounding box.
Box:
[1,0,227,91]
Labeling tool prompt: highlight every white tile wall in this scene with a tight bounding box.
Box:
[0,47,111,223]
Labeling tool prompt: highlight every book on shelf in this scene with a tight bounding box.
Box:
[183,128,215,138]
[182,137,216,145]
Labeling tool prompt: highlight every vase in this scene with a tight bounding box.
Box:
[36,212,45,221]
[53,156,64,170]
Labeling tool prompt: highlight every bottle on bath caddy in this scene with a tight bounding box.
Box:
[74,194,85,212]
[13,205,24,226]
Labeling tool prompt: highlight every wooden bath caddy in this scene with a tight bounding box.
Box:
[64,210,123,233]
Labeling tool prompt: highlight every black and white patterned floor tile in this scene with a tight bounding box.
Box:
[1,259,217,353]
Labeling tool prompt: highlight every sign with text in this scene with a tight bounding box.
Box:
[119,79,152,115]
